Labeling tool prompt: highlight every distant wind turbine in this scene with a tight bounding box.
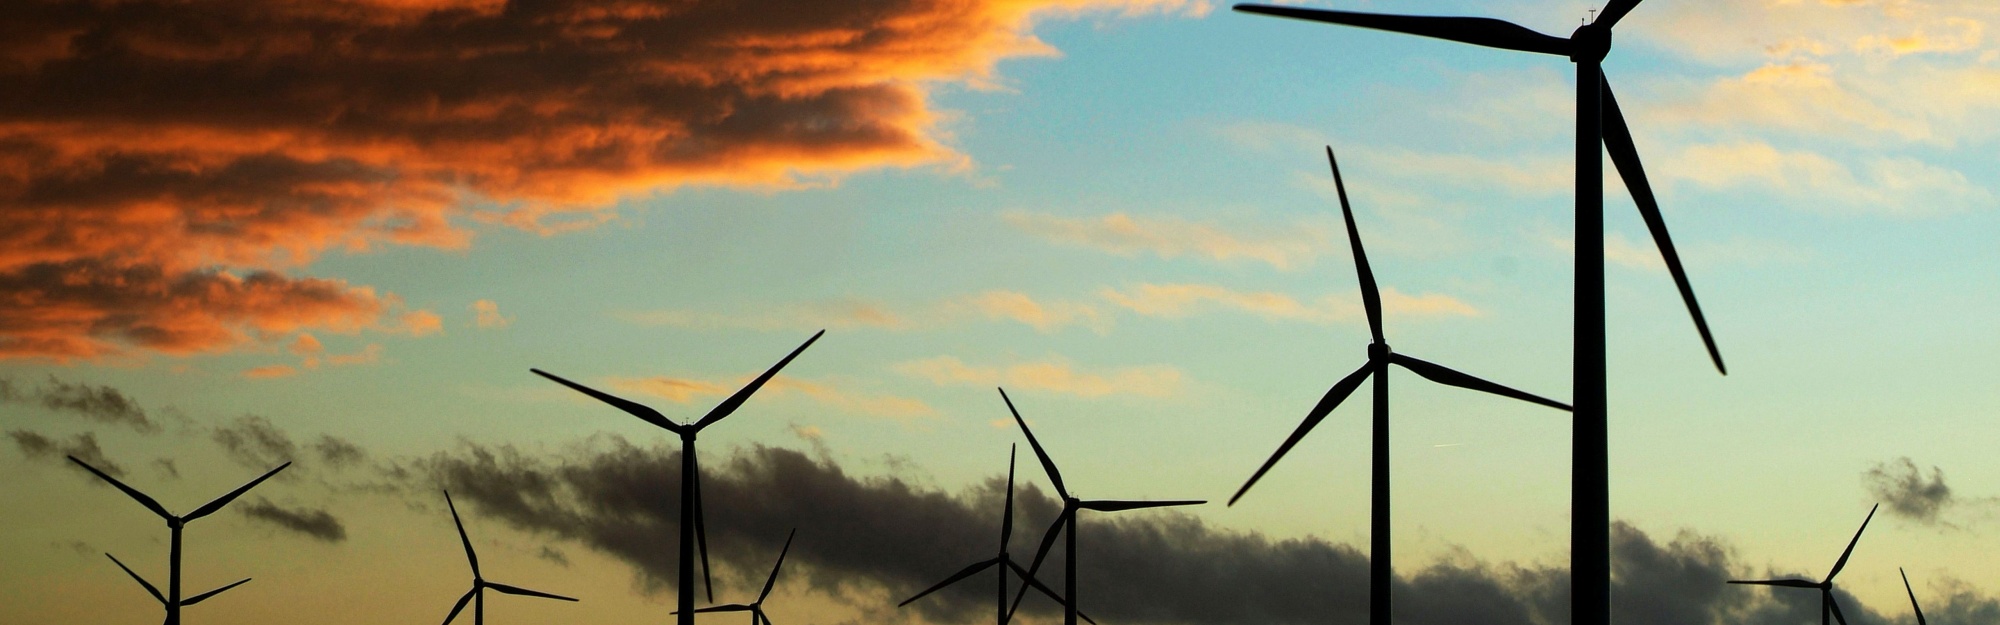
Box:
[673,529,796,625]
[69,455,287,625]
[899,445,1095,625]
[1728,503,1878,625]
[1900,567,1928,625]
[530,329,823,625]
[1000,388,1204,625]
[438,490,577,625]
[1228,147,1572,625]
[1230,3,1728,623]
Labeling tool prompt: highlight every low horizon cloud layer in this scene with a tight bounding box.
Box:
[419,439,1997,625]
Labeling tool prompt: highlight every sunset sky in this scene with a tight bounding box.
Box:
[4,0,2000,624]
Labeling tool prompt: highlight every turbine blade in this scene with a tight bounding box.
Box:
[689,604,753,613]
[1001,444,1016,551]
[1829,594,1850,625]
[105,553,164,604]
[693,329,825,430]
[1825,504,1877,581]
[530,368,686,434]
[1078,499,1205,512]
[1728,579,1821,588]
[1596,0,1643,28]
[185,461,290,521]
[69,456,172,520]
[1233,5,1573,57]
[486,582,578,602]
[1229,362,1375,506]
[999,387,1067,498]
[1327,146,1383,343]
[1601,78,1725,375]
[444,490,481,578]
[1005,560,1097,625]
[441,588,476,625]
[1388,353,1572,411]
[1007,510,1072,622]
[181,578,251,606]
[898,559,1000,606]
[1901,568,1927,625]
[694,456,714,603]
[760,529,796,602]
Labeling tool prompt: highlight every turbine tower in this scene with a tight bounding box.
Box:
[899,445,1094,625]
[1228,147,1573,625]
[1000,388,1204,625]
[531,329,823,625]
[69,455,288,625]
[674,529,796,625]
[438,490,577,625]
[1728,503,1878,625]
[1228,3,1728,624]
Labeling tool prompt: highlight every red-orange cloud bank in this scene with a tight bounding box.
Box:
[0,0,1201,360]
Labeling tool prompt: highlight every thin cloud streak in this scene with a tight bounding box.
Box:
[1004,211,1331,270]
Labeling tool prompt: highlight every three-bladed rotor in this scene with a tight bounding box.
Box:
[439,490,577,625]
[71,454,285,621]
[898,446,1096,624]
[676,530,799,625]
[1728,504,1878,625]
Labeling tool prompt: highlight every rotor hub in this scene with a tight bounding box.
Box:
[1569,23,1612,62]
[1367,342,1390,360]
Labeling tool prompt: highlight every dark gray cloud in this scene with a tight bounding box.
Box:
[1864,457,1954,525]
[152,457,179,479]
[240,498,346,543]
[0,375,157,433]
[312,434,366,469]
[9,429,124,476]
[210,415,296,470]
[538,546,571,567]
[418,439,1938,625]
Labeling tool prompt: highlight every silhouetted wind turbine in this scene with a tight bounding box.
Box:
[673,529,796,625]
[1231,3,1728,624]
[899,445,1095,625]
[1728,503,1878,625]
[530,329,823,625]
[68,455,287,625]
[1000,388,1204,625]
[1900,567,1928,625]
[1228,146,1572,625]
[438,490,577,625]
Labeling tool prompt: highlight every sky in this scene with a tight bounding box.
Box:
[3,0,2000,623]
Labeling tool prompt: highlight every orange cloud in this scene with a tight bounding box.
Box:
[894,355,1183,398]
[1004,211,1329,270]
[242,364,299,379]
[0,0,1201,360]
[471,299,511,329]
[1098,283,1480,324]
[610,374,936,421]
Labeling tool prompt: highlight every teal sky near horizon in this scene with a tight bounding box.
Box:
[4,1,1999,624]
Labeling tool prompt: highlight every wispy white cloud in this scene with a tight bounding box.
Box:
[1003,211,1331,270]
[893,355,1183,398]
[609,375,937,422]
[1098,282,1479,323]
[1663,141,1990,216]
[619,291,1106,334]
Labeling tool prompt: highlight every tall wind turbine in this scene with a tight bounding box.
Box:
[1230,3,1729,624]
[1228,147,1573,625]
[1899,567,1928,625]
[1000,388,1204,625]
[438,490,577,625]
[1728,503,1878,625]
[69,455,287,625]
[530,329,823,625]
[674,529,796,625]
[899,445,1095,625]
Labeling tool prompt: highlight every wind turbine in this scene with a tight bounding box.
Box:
[1230,3,1729,624]
[1900,567,1928,625]
[530,329,823,625]
[1000,388,1204,625]
[674,529,796,625]
[438,490,577,625]
[1228,146,1573,625]
[899,445,1096,625]
[1728,503,1878,625]
[68,455,287,625]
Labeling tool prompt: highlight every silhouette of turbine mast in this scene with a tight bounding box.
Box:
[438,490,577,625]
[899,445,1095,625]
[1000,388,1204,625]
[1728,503,1878,625]
[1228,146,1572,625]
[69,455,288,625]
[1229,3,1728,624]
[673,529,796,625]
[530,329,824,625]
